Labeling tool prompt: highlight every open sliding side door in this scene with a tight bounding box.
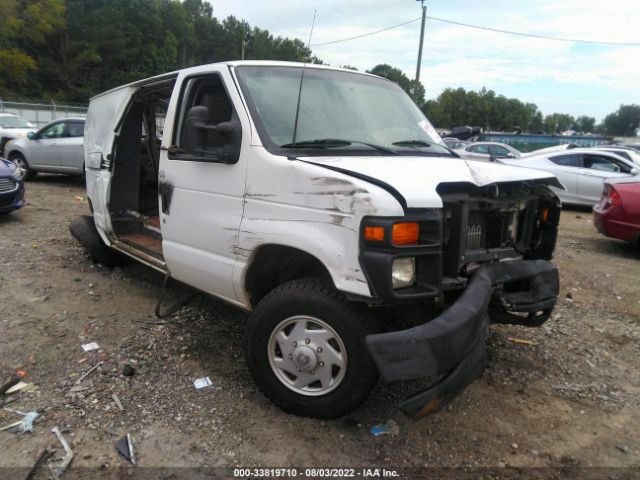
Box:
[84,86,138,242]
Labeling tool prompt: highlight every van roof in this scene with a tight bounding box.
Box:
[90,60,382,101]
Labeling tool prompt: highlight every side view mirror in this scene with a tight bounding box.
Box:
[27,132,36,140]
[630,167,639,176]
[181,105,235,153]
[505,153,517,159]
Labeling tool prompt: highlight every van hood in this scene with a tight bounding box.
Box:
[300,155,564,209]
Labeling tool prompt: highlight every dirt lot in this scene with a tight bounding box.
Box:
[0,175,638,478]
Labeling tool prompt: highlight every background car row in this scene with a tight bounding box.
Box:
[445,138,640,248]
[0,157,25,214]
[2,120,638,249]
[0,115,85,216]
[593,176,640,246]
[5,117,85,180]
[0,113,36,155]
[499,148,638,206]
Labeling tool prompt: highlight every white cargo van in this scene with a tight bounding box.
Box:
[71,61,562,418]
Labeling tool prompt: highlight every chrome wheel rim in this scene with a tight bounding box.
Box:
[13,158,27,177]
[268,315,347,396]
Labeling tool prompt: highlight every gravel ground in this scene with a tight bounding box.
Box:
[0,175,638,479]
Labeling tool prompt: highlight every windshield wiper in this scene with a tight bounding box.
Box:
[392,139,455,155]
[392,139,440,148]
[280,138,398,155]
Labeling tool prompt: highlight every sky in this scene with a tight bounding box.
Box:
[209,0,639,121]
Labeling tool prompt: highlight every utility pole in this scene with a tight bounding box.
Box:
[414,0,427,101]
[241,31,253,60]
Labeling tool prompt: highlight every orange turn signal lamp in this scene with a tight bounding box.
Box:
[364,225,385,242]
[540,207,550,222]
[364,222,420,245]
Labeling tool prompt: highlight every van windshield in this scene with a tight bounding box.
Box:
[234,65,452,157]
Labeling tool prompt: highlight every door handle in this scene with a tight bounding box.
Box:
[158,171,171,215]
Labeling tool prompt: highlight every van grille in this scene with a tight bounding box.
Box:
[467,224,483,250]
[0,178,16,193]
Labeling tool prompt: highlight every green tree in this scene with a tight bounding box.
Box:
[526,103,544,132]
[367,64,424,104]
[0,0,65,93]
[422,99,450,128]
[543,113,575,133]
[601,105,640,136]
[422,87,471,128]
[0,0,324,103]
[574,115,596,133]
[419,86,545,131]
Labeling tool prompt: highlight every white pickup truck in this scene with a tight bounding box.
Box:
[71,61,562,419]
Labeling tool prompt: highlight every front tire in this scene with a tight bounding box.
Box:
[9,153,36,180]
[246,278,380,418]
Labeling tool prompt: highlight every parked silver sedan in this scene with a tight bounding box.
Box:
[500,148,639,206]
[591,146,640,166]
[5,117,85,180]
[442,138,471,150]
[457,141,522,161]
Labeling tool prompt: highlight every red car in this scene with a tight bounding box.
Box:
[593,177,640,247]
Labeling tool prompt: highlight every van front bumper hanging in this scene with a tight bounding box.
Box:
[365,259,559,417]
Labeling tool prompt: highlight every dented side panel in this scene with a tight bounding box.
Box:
[233,148,404,304]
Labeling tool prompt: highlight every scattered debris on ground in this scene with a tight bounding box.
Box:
[122,364,135,377]
[81,342,100,352]
[370,419,400,437]
[0,177,638,472]
[50,426,74,478]
[194,376,213,389]
[115,434,136,465]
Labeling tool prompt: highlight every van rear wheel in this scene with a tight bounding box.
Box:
[69,215,128,267]
[246,278,379,418]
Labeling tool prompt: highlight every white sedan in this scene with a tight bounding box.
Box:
[592,146,640,166]
[0,113,35,155]
[499,148,639,206]
[457,141,522,161]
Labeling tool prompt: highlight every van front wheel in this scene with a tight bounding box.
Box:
[246,278,379,418]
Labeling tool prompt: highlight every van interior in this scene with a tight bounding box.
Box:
[107,73,237,267]
[108,79,176,265]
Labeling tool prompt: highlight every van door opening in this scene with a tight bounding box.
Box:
[108,81,175,264]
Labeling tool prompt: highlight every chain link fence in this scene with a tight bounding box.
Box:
[0,99,87,128]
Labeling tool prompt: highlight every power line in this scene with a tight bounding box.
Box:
[427,15,640,47]
[310,15,640,49]
[310,17,421,47]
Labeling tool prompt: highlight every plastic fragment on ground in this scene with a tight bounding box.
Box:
[193,377,213,389]
[370,419,400,437]
[82,342,99,352]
